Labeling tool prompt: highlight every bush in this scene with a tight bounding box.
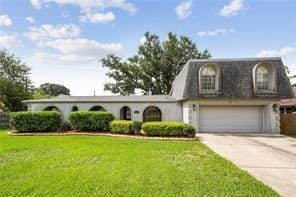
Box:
[110,120,133,134]
[183,125,196,138]
[132,121,142,134]
[68,111,115,131]
[142,122,196,137]
[11,111,62,132]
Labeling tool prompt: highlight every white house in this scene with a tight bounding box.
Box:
[23,57,294,134]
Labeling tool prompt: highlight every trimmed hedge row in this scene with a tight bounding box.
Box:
[142,122,195,138]
[110,120,143,134]
[11,111,62,132]
[68,111,115,131]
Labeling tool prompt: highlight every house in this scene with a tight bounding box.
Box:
[280,88,296,114]
[23,57,294,134]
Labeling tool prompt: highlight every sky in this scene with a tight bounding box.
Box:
[0,0,295,96]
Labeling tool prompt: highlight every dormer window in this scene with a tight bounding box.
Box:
[199,64,220,93]
[253,62,276,93]
[256,65,269,90]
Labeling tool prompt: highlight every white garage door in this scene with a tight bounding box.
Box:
[199,106,263,133]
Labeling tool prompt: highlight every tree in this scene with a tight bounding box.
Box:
[39,83,70,96]
[102,32,211,95]
[32,89,52,99]
[0,49,34,111]
[284,65,296,87]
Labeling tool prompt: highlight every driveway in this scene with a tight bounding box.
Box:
[197,133,296,197]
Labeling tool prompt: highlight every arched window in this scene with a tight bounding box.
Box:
[89,105,106,111]
[72,106,79,112]
[143,106,162,122]
[256,65,270,90]
[120,106,131,120]
[43,106,60,112]
[200,64,219,92]
[254,63,276,92]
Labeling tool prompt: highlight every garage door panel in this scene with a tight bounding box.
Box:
[199,106,263,133]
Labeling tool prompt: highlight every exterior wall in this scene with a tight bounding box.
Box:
[27,102,183,123]
[182,99,280,134]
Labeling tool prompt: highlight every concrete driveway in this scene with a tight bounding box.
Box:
[197,133,296,197]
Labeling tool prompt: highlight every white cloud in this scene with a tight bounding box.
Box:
[41,38,122,56]
[29,38,122,66]
[0,15,12,26]
[0,32,21,48]
[175,0,192,19]
[80,11,115,24]
[24,24,80,41]
[197,28,235,37]
[219,0,247,17]
[256,47,296,57]
[30,52,96,65]
[25,16,36,23]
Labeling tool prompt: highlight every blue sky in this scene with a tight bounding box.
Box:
[0,0,295,95]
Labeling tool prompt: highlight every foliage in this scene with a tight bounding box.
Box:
[68,111,115,131]
[0,49,34,111]
[142,122,195,137]
[284,65,296,87]
[132,121,142,133]
[39,83,70,96]
[0,130,278,196]
[183,125,196,138]
[291,74,296,87]
[0,101,9,112]
[32,90,52,99]
[110,120,133,134]
[102,32,211,95]
[11,111,62,132]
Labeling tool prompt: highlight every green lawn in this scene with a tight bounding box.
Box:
[0,130,277,196]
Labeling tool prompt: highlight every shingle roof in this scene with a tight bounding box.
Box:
[23,95,177,103]
[170,57,294,100]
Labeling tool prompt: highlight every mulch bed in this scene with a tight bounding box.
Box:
[7,130,197,141]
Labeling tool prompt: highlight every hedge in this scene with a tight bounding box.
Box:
[142,122,196,137]
[11,111,62,132]
[68,111,115,131]
[110,120,133,134]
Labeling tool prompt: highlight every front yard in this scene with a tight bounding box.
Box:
[0,130,277,196]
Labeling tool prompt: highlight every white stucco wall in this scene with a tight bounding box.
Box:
[27,102,183,123]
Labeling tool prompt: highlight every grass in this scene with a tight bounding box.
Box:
[0,130,277,196]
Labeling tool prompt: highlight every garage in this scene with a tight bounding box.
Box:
[199,106,263,133]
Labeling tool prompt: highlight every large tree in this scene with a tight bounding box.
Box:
[39,83,70,96]
[0,49,34,111]
[102,32,211,95]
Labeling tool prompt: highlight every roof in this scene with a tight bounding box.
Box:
[23,95,177,103]
[170,57,294,100]
[280,88,296,106]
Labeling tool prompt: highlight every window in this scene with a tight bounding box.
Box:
[143,106,162,122]
[256,65,269,90]
[200,65,218,92]
[120,106,131,120]
[72,106,79,112]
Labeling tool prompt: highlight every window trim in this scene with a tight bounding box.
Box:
[253,62,277,93]
[199,63,221,93]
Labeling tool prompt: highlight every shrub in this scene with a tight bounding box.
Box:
[68,111,115,131]
[11,111,62,132]
[132,121,142,134]
[142,122,196,137]
[183,125,196,138]
[110,120,133,134]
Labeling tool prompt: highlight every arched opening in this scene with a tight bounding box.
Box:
[89,105,106,111]
[253,62,276,92]
[43,106,61,112]
[120,106,131,120]
[72,106,79,112]
[199,64,220,92]
[143,106,162,122]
